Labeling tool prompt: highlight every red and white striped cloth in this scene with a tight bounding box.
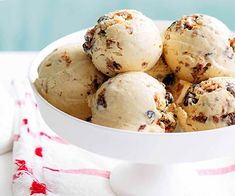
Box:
[1,80,235,196]
[10,81,116,196]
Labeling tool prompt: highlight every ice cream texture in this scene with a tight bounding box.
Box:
[35,44,106,120]
[164,14,235,83]
[178,77,235,131]
[83,9,162,76]
[89,72,177,132]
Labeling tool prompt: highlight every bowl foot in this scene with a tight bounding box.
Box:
[110,163,176,196]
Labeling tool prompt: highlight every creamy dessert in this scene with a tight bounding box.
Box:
[88,72,177,132]
[178,77,235,131]
[83,9,162,76]
[35,44,106,120]
[164,14,235,83]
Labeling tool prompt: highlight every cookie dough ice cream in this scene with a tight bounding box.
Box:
[35,44,106,120]
[164,14,235,83]
[83,9,162,76]
[178,77,235,131]
[89,72,177,132]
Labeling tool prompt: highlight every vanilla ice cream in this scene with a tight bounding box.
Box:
[178,77,235,131]
[164,14,235,82]
[89,72,177,132]
[35,44,106,120]
[83,9,162,76]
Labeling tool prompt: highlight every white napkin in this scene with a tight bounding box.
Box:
[1,79,235,196]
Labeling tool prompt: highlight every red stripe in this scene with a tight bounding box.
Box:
[197,164,235,176]
[39,132,68,144]
[43,166,110,179]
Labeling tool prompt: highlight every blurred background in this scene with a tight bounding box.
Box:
[0,0,234,51]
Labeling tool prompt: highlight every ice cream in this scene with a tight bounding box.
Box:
[83,9,162,76]
[88,72,177,132]
[178,77,235,131]
[35,44,106,120]
[164,14,235,83]
[169,79,192,105]
[146,56,174,84]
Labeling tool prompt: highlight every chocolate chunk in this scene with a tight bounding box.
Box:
[83,42,92,53]
[205,52,213,57]
[183,23,193,30]
[138,124,146,131]
[192,64,202,74]
[106,39,115,49]
[98,30,106,36]
[85,116,92,122]
[106,59,122,71]
[97,15,111,23]
[212,116,219,123]
[183,91,198,106]
[165,92,174,106]
[84,28,95,42]
[227,83,235,97]
[167,21,177,31]
[97,89,107,108]
[192,63,211,82]
[146,110,155,119]
[142,62,148,68]
[158,113,177,133]
[192,113,208,123]
[221,112,235,126]
[175,66,181,73]
[83,28,96,52]
[93,79,99,89]
[117,42,122,50]
[162,73,175,86]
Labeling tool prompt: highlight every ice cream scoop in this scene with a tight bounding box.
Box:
[164,14,235,83]
[35,44,106,120]
[178,77,235,131]
[83,9,162,76]
[88,72,177,132]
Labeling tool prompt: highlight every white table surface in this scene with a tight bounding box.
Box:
[0,52,38,196]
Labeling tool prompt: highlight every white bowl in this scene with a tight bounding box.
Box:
[29,21,235,165]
